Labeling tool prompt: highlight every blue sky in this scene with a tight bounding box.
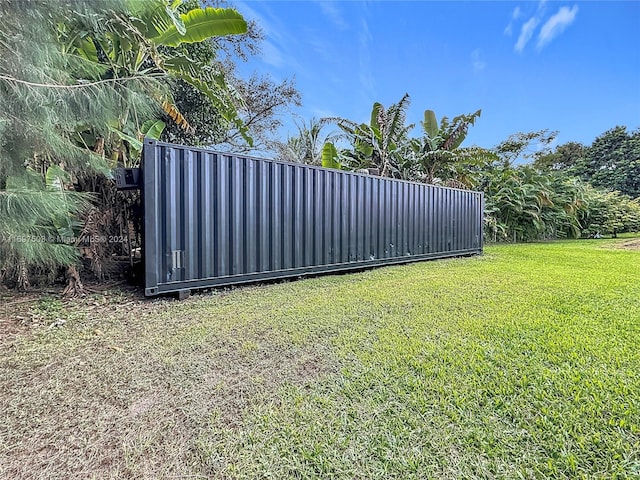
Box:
[233,1,640,154]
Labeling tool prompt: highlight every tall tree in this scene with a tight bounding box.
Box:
[60,0,250,164]
[533,141,586,171]
[221,72,301,152]
[0,0,248,289]
[162,72,300,151]
[494,129,558,167]
[0,0,147,288]
[573,126,640,198]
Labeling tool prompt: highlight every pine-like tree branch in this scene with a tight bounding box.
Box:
[0,73,164,89]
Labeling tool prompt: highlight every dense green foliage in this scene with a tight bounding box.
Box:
[0,0,258,287]
[575,127,640,198]
[0,0,154,287]
[523,127,640,240]
[535,127,640,199]
[479,156,639,242]
[273,118,338,165]
[162,46,301,150]
[479,166,639,241]
[3,240,638,478]
[1,0,637,288]
[533,140,585,171]
[159,0,300,150]
[321,95,496,184]
[579,188,640,238]
[408,108,496,186]
[316,96,639,241]
[323,94,414,177]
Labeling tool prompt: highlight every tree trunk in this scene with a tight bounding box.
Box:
[63,265,85,297]
[16,258,30,291]
[380,156,390,178]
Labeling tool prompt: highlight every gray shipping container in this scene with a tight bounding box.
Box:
[143,139,483,296]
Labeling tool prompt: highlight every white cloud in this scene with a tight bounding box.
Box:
[471,49,486,73]
[512,6,522,19]
[234,1,301,72]
[261,40,284,68]
[504,6,524,36]
[316,1,348,31]
[515,17,539,53]
[359,16,371,50]
[358,17,375,100]
[537,5,579,50]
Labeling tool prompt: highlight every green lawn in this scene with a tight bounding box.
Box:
[1,239,639,479]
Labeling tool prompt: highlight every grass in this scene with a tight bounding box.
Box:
[1,238,639,479]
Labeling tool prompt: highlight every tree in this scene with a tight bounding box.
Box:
[60,0,250,164]
[479,149,640,243]
[480,150,592,243]
[494,129,558,167]
[160,71,301,151]
[0,0,248,289]
[271,118,338,165]
[320,99,495,185]
[409,108,495,186]
[573,126,640,198]
[579,188,640,238]
[323,94,413,177]
[221,73,301,152]
[0,0,144,288]
[491,128,640,241]
[160,39,301,150]
[533,141,585,171]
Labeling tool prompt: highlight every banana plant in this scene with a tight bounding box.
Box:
[321,142,341,170]
[58,0,250,166]
[273,118,338,165]
[412,108,494,186]
[322,94,413,177]
[108,119,166,167]
[146,6,246,47]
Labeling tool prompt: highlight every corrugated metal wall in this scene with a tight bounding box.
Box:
[143,140,483,296]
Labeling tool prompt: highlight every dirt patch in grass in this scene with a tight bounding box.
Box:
[596,236,640,252]
[0,282,145,340]
[617,239,640,250]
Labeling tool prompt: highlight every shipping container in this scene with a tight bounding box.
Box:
[142,139,483,296]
